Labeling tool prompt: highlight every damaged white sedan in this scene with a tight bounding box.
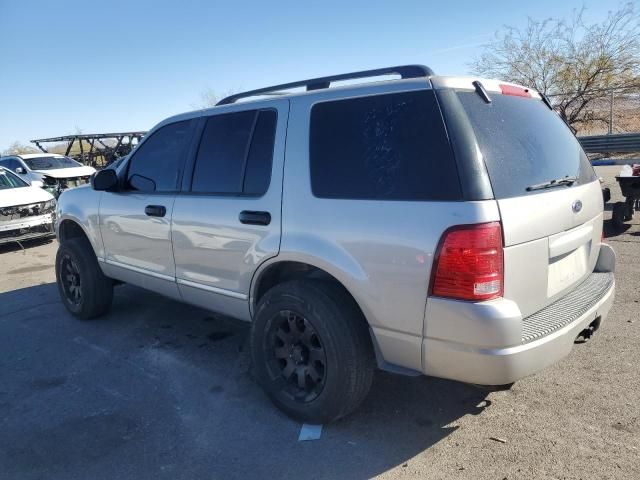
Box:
[0,166,56,245]
[0,154,95,198]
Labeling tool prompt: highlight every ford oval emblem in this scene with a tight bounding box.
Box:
[572,200,583,213]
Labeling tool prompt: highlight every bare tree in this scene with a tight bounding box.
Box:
[471,3,640,131]
[192,87,239,109]
[197,87,220,108]
[3,141,40,155]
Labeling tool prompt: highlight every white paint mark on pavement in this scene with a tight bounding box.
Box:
[298,423,323,441]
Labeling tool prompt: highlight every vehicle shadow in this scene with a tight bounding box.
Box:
[0,237,54,254]
[603,217,632,237]
[0,282,490,480]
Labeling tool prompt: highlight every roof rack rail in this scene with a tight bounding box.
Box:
[216,64,434,106]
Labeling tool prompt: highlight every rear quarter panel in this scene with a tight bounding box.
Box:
[281,85,500,370]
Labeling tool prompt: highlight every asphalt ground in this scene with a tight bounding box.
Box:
[0,166,638,479]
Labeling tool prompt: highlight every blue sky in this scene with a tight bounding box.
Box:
[0,0,618,151]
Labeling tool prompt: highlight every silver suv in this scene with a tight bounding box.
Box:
[54,65,616,423]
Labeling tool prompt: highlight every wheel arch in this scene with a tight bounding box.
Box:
[250,255,372,329]
[58,218,90,243]
[57,217,103,259]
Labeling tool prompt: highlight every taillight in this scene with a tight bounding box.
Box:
[431,222,504,301]
[499,84,531,98]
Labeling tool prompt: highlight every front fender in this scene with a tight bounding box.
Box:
[56,187,104,258]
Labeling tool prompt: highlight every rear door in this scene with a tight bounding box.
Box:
[171,100,288,320]
[456,89,602,317]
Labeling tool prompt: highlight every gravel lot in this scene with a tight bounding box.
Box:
[0,166,638,480]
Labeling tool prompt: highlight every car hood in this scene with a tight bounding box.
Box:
[34,166,96,178]
[0,186,55,208]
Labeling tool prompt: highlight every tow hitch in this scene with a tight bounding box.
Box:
[575,317,601,343]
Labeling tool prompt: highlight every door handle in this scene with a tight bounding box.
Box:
[145,205,166,217]
[239,210,271,226]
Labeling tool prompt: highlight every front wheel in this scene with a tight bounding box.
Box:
[250,280,374,423]
[55,238,113,319]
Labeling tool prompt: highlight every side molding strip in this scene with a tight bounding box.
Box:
[103,258,175,282]
[176,278,248,300]
[100,258,249,300]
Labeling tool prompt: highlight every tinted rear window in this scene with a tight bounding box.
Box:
[457,91,596,199]
[310,90,461,201]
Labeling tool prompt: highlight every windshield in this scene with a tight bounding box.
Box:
[456,91,596,199]
[24,156,82,170]
[0,169,29,189]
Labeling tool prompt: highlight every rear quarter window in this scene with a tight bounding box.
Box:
[310,90,462,201]
[456,91,596,199]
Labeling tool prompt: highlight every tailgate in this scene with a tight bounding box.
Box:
[500,180,603,317]
[452,85,603,317]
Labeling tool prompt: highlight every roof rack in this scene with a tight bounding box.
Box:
[216,64,434,106]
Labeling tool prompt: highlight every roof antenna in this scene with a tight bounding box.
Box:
[472,80,492,104]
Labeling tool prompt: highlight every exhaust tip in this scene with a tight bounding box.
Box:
[575,317,602,344]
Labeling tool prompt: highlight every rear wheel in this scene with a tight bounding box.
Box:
[55,238,113,319]
[250,280,374,423]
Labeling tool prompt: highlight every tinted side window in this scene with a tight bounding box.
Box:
[126,120,194,192]
[191,109,276,195]
[192,111,254,194]
[244,110,277,195]
[310,90,461,201]
[0,158,19,171]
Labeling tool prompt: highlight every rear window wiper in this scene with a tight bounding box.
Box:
[526,176,578,191]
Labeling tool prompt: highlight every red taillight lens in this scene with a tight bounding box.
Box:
[499,84,531,98]
[431,222,504,301]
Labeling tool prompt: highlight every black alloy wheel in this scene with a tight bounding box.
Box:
[266,310,327,403]
[251,279,375,423]
[55,237,114,319]
[60,253,82,305]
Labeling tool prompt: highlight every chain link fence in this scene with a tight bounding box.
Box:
[548,83,640,136]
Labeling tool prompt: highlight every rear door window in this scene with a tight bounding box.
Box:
[456,91,596,199]
[310,90,461,201]
[191,109,277,195]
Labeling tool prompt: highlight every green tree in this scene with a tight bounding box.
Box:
[471,3,640,131]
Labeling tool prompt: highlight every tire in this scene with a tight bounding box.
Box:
[55,237,113,319]
[250,279,375,423]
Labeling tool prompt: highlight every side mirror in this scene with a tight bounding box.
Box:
[92,169,119,191]
[15,167,25,174]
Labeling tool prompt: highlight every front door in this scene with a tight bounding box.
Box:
[171,100,288,319]
[99,118,197,299]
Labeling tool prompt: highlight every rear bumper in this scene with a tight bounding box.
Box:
[422,265,615,385]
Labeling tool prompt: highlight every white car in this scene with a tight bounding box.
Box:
[0,166,56,245]
[0,153,95,197]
